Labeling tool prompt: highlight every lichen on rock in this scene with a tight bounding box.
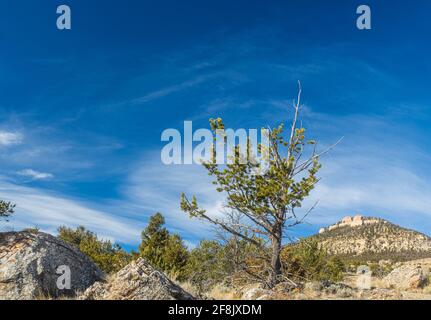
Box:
[0,231,104,300]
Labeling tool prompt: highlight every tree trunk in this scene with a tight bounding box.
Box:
[268,225,282,288]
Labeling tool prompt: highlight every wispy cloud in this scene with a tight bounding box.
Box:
[0,131,22,146]
[0,180,144,244]
[129,74,218,106]
[119,98,431,240]
[121,152,224,241]
[296,109,431,235]
[17,169,54,180]
[107,72,224,109]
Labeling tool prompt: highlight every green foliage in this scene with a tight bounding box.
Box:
[181,93,324,287]
[139,213,189,280]
[58,226,132,274]
[184,240,228,293]
[139,213,169,265]
[184,236,268,292]
[0,200,15,221]
[282,239,344,282]
[181,120,321,224]
[23,227,40,234]
[368,262,393,278]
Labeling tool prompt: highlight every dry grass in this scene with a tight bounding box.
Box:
[175,281,198,296]
[207,284,241,300]
[424,276,431,294]
[34,292,78,300]
[175,281,241,300]
[371,277,390,289]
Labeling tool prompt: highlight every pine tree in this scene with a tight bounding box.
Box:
[58,226,132,273]
[0,200,15,222]
[181,84,338,287]
[139,213,189,278]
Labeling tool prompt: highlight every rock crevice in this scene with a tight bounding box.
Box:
[79,258,195,300]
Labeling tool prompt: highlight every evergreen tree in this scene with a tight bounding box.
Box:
[139,213,189,279]
[58,226,132,273]
[139,213,170,268]
[181,85,337,287]
[0,200,15,222]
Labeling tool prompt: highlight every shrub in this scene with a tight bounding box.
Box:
[183,240,228,293]
[139,213,189,280]
[281,238,344,283]
[368,262,393,278]
[23,227,40,234]
[58,226,132,273]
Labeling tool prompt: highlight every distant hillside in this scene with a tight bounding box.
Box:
[311,215,431,263]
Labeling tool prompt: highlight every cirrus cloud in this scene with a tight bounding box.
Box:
[0,131,22,146]
[17,169,54,180]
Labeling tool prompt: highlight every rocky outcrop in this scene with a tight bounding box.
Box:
[304,281,354,298]
[242,287,271,300]
[314,216,431,262]
[0,231,104,300]
[79,258,195,300]
[383,265,428,290]
[319,215,381,234]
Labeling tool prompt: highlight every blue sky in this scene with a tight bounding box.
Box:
[1,0,431,249]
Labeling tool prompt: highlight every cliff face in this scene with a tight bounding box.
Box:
[314,216,431,262]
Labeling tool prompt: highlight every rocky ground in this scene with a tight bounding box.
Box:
[1,231,430,300]
[238,258,431,300]
[0,231,195,300]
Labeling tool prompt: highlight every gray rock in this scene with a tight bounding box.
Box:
[383,265,428,290]
[318,280,354,297]
[0,231,104,300]
[242,287,271,300]
[304,281,323,292]
[79,258,194,300]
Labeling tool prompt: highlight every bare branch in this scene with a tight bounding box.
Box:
[294,137,344,175]
[287,81,302,159]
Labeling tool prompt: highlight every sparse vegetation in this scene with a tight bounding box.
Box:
[425,276,431,294]
[23,227,40,234]
[281,238,344,282]
[3,192,431,300]
[314,220,431,263]
[183,240,228,293]
[58,226,132,273]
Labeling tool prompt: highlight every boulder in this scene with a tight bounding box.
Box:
[0,231,104,300]
[323,282,354,298]
[79,258,194,300]
[383,265,428,290]
[305,280,354,298]
[304,281,323,292]
[241,287,271,300]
